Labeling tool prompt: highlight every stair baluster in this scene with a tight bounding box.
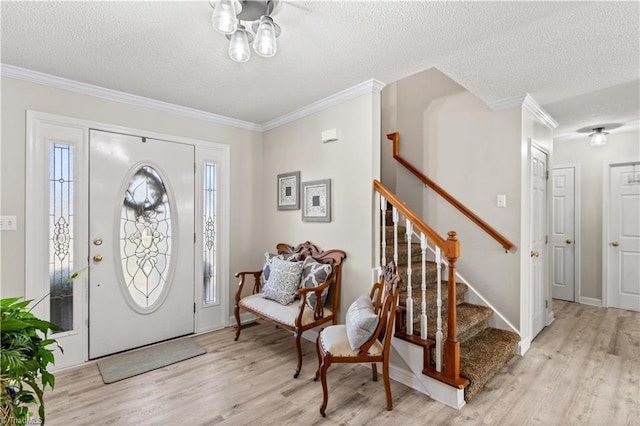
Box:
[435,246,443,372]
[392,207,399,267]
[420,234,428,340]
[380,194,387,275]
[405,220,413,335]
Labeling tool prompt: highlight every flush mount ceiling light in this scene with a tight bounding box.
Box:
[210,0,281,63]
[589,127,609,146]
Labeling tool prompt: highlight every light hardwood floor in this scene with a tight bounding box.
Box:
[45,300,639,425]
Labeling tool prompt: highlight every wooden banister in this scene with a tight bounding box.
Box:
[386,132,515,252]
[374,180,467,387]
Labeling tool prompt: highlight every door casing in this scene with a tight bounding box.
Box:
[25,111,230,370]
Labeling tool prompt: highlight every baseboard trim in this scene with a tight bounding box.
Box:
[579,297,602,307]
[517,337,531,356]
[228,312,258,326]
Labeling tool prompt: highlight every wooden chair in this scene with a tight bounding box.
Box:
[314,262,400,417]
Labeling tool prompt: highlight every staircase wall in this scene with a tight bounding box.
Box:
[380,68,554,337]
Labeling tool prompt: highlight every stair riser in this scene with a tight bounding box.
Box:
[382,226,407,243]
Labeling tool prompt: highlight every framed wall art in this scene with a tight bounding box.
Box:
[277,171,300,210]
[302,179,331,222]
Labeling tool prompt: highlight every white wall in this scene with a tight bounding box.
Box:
[553,130,640,301]
[0,77,263,320]
[261,93,381,321]
[423,91,523,328]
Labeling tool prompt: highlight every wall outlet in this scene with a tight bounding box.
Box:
[0,216,17,230]
[497,195,506,208]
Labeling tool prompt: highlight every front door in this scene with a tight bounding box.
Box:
[531,145,548,338]
[606,163,640,312]
[89,130,195,358]
[551,166,576,301]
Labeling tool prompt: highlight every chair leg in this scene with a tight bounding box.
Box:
[371,363,378,382]
[382,358,393,411]
[319,357,330,417]
[314,333,323,381]
[293,332,303,378]
[234,306,242,341]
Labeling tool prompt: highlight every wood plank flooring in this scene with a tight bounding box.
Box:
[45,300,640,425]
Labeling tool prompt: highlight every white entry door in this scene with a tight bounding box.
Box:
[606,163,640,312]
[551,167,576,301]
[89,130,195,358]
[531,145,548,338]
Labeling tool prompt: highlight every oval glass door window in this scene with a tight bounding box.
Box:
[120,165,172,309]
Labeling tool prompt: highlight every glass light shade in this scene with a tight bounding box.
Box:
[212,0,239,35]
[253,16,277,57]
[228,26,251,63]
[590,132,607,146]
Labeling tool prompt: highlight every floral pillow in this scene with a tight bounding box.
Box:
[262,257,304,305]
[300,257,333,310]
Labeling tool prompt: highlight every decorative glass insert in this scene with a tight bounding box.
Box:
[203,162,217,304]
[120,166,172,309]
[49,143,74,332]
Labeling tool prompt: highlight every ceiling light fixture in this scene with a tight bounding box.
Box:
[210,0,281,63]
[589,127,609,146]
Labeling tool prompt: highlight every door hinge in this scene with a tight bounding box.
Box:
[142,137,147,143]
[545,235,548,244]
[194,162,196,174]
[545,300,548,309]
[194,233,196,243]
[194,303,196,313]
[546,170,549,180]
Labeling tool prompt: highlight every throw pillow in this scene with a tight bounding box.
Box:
[262,257,304,305]
[300,257,333,310]
[261,251,301,287]
[345,295,379,351]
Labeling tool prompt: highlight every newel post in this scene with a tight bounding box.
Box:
[444,231,461,382]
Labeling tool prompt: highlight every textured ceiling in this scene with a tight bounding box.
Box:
[2,1,639,137]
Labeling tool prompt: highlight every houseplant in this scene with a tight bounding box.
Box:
[0,297,62,425]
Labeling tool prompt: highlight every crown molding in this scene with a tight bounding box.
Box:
[488,93,558,130]
[1,64,263,132]
[261,79,386,131]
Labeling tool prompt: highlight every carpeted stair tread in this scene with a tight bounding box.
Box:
[410,303,493,342]
[385,242,422,265]
[399,281,468,314]
[382,225,407,242]
[397,262,438,290]
[460,327,520,401]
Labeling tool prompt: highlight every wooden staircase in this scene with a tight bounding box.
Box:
[382,208,520,402]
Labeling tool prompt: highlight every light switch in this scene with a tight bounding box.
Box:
[497,195,506,208]
[0,216,17,230]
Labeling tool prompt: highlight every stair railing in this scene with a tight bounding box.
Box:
[386,132,515,252]
[375,179,467,388]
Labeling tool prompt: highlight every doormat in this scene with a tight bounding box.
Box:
[97,338,206,384]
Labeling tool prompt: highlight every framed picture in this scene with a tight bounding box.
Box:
[302,179,331,222]
[277,171,300,210]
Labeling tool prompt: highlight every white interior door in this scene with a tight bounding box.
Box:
[551,167,576,301]
[606,163,640,312]
[89,130,195,358]
[531,145,548,338]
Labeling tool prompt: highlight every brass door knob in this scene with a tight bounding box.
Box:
[612,241,620,247]
[93,237,103,246]
[93,254,103,262]
[566,239,573,244]
[530,251,540,258]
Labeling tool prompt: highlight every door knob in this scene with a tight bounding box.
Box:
[530,251,539,258]
[93,237,103,246]
[93,254,103,262]
[566,239,573,244]
[611,241,619,247]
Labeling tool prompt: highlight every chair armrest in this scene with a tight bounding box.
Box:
[234,270,263,304]
[296,276,333,321]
